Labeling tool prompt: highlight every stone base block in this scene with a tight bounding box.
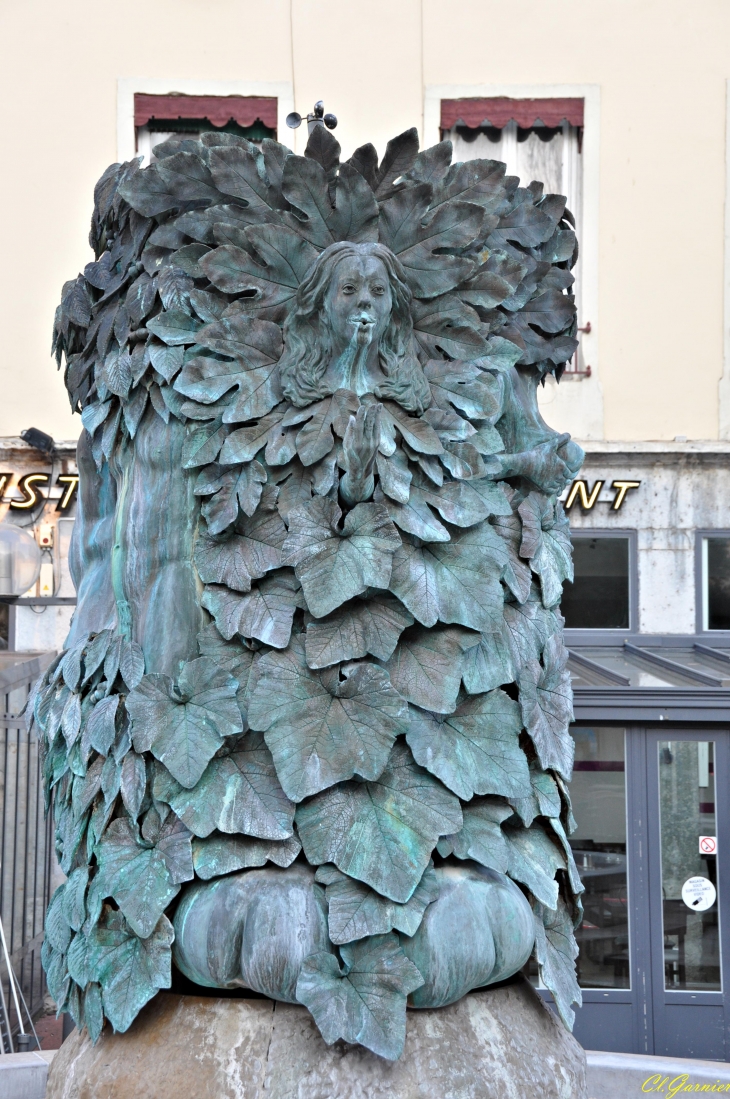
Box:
[46,976,586,1099]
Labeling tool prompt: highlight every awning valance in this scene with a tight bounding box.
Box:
[441,97,584,132]
[134,94,277,131]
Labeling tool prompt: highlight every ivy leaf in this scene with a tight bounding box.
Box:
[384,625,477,713]
[127,657,243,788]
[437,796,513,871]
[283,498,401,619]
[304,593,413,669]
[248,637,409,801]
[518,495,573,609]
[388,526,509,635]
[194,507,286,592]
[532,898,582,1029]
[95,816,192,937]
[329,163,379,243]
[202,570,302,649]
[282,154,336,247]
[296,740,462,902]
[87,906,173,1034]
[406,689,530,799]
[153,731,294,840]
[296,933,424,1061]
[320,864,439,944]
[518,634,574,779]
[191,831,302,879]
[200,225,317,308]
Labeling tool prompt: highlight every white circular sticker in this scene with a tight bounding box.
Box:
[681,876,716,912]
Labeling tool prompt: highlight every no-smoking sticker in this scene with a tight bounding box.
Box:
[699,835,717,855]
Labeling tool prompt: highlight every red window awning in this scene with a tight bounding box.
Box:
[441,97,584,131]
[134,93,277,131]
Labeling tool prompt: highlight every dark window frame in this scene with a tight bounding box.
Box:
[562,528,639,636]
[696,531,730,635]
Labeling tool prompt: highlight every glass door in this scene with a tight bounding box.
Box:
[647,730,730,1059]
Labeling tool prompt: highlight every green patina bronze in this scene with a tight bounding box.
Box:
[36,124,585,1060]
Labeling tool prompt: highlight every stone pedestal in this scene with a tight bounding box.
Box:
[46,976,587,1099]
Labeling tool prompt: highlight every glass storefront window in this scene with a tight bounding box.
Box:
[658,739,721,991]
[562,537,630,630]
[570,727,629,988]
[702,537,730,630]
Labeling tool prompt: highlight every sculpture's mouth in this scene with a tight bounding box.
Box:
[349,312,376,331]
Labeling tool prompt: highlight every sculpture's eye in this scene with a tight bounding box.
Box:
[342,284,356,294]
[372,284,386,296]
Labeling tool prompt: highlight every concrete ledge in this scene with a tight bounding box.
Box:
[587,1050,730,1097]
[0,1051,56,1099]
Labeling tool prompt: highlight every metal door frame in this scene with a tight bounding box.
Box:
[644,726,730,1058]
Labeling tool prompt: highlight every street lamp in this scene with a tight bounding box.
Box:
[0,523,42,598]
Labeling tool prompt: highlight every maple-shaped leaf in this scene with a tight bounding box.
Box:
[379,187,481,298]
[202,569,303,649]
[296,740,462,902]
[192,831,301,880]
[424,359,503,421]
[196,460,267,534]
[437,796,513,871]
[248,637,409,801]
[388,526,509,635]
[200,224,317,308]
[518,633,574,779]
[380,402,443,456]
[518,494,573,608]
[87,906,173,1033]
[282,497,401,618]
[509,760,562,828]
[95,816,192,938]
[317,863,439,944]
[418,477,511,528]
[153,731,294,840]
[296,933,424,1060]
[503,819,566,909]
[304,593,413,669]
[406,689,530,799]
[411,294,488,362]
[219,409,287,464]
[384,625,477,713]
[532,897,582,1029]
[127,657,243,788]
[195,505,286,593]
[281,390,358,466]
[460,629,515,694]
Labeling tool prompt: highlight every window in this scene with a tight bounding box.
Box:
[134,93,277,163]
[700,536,730,630]
[562,535,632,630]
[571,727,629,989]
[440,96,585,373]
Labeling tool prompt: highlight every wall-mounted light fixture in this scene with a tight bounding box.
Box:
[0,523,42,598]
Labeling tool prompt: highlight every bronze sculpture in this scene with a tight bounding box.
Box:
[36,123,585,1060]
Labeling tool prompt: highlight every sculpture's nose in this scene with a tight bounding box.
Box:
[357,288,372,310]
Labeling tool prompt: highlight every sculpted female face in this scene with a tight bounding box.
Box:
[324,254,393,360]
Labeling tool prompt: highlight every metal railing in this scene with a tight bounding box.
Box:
[0,652,56,1047]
